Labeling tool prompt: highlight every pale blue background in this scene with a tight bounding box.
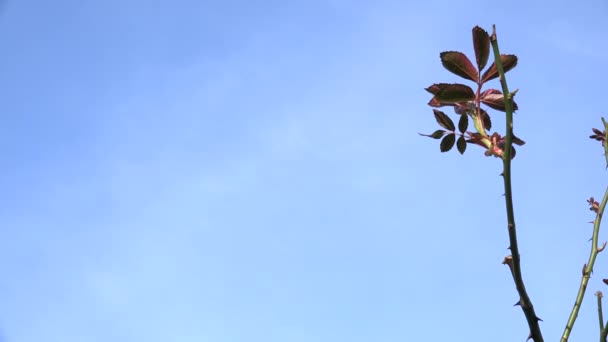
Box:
[0,1,607,341]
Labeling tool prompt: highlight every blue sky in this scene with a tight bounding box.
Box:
[0,1,607,341]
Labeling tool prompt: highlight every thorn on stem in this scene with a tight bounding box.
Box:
[599,242,607,252]
[503,255,514,273]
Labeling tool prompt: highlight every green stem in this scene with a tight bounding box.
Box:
[561,186,608,341]
[598,292,605,333]
[490,25,543,342]
[599,292,607,342]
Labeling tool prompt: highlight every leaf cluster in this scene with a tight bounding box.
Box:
[420,26,523,158]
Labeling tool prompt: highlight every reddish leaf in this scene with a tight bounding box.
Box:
[481,54,518,83]
[480,89,519,111]
[419,129,446,139]
[512,134,525,146]
[427,97,442,107]
[454,103,467,115]
[480,109,492,130]
[435,84,475,103]
[440,133,456,152]
[458,114,468,133]
[433,109,455,131]
[456,135,467,154]
[472,26,490,71]
[425,83,454,95]
[440,51,478,82]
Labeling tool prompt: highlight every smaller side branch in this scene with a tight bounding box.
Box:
[561,120,608,342]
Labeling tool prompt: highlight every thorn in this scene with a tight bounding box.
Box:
[536,316,543,322]
[503,255,514,274]
[603,279,608,286]
[599,242,607,252]
[527,332,533,341]
[583,263,588,276]
[511,88,519,96]
[513,300,521,306]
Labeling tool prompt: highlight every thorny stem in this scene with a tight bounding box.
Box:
[491,25,544,342]
[598,292,605,334]
[599,292,607,342]
[561,120,608,342]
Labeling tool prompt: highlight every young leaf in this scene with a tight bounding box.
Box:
[440,133,456,152]
[512,134,526,146]
[481,109,492,130]
[425,83,450,95]
[435,84,475,103]
[440,51,478,82]
[427,97,444,107]
[458,114,468,133]
[472,26,490,71]
[433,109,455,131]
[419,129,446,139]
[480,89,519,111]
[456,135,467,154]
[481,54,518,83]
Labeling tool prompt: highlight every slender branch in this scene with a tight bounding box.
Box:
[561,120,608,341]
[599,292,607,342]
[490,25,543,342]
[599,292,605,332]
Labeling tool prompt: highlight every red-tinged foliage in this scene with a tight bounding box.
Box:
[480,89,519,111]
[433,109,455,131]
[440,51,478,82]
[434,83,475,103]
[419,129,446,139]
[481,54,518,83]
[472,26,490,71]
[422,25,522,158]
[456,135,467,154]
[590,127,606,143]
[440,133,456,152]
[458,114,468,133]
[480,109,492,130]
